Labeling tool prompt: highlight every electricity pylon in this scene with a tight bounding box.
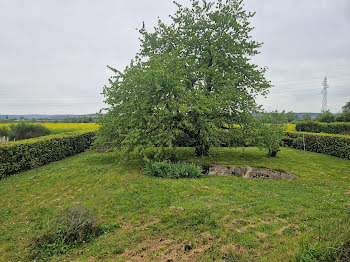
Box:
[321,76,329,112]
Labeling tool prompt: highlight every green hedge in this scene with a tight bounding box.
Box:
[284,131,350,159]
[0,131,95,179]
[296,121,350,135]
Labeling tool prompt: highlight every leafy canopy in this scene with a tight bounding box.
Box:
[316,110,335,123]
[342,101,350,113]
[96,0,271,156]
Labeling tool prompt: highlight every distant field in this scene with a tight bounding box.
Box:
[1,122,295,134]
[0,123,99,134]
[0,147,349,261]
[285,123,296,132]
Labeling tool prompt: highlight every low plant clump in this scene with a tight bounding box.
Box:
[144,161,204,179]
[30,207,103,260]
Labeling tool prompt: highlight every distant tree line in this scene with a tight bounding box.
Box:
[0,122,50,141]
[257,101,350,124]
[53,116,97,123]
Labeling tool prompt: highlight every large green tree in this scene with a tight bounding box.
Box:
[97,0,271,156]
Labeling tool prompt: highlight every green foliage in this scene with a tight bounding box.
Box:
[250,112,286,156]
[0,126,8,137]
[296,121,350,134]
[336,112,350,122]
[97,0,270,157]
[315,110,335,123]
[291,137,304,150]
[7,122,50,140]
[0,131,95,179]
[302,113,312,121]
[286,111,299,122]
[285,131,350,159]
[59,116,97,123]
[30,206,102,260]
[144,161,203,179]
[255,110,299,124]
[256,110,287,124]
[342,101,350,113]
[143,147,180,162]
[254,124,285,157]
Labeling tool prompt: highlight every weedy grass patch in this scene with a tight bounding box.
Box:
[0,147,349,261]
[30,206,104,260]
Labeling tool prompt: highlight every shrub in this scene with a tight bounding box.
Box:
[254,124,285,157]
[0,131,95,179]
[0,126,9,137]
[8,122,50,140]
[296,121,350,135]
[285,132,350,159]
[144,161,203,179]
[315,110,336,123]
[30,206,102,260]
[336,112,350,122]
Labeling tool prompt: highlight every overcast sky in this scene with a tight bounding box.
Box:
[0,0,349,115]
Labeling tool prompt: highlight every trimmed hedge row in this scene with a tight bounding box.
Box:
[284,131,350,159]
[296,121,350,135]
[0,131,95,179]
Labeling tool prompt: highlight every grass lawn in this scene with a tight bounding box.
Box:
[0,147,349,261]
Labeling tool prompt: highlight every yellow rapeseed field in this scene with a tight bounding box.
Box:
[285,123,296,132]
[0,123,99,134]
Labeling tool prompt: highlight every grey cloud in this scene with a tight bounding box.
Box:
[0,0,349,114]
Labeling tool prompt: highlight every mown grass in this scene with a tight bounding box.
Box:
[0,147,349,261]
[0,123,99,135]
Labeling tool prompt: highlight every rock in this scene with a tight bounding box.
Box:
[206,164,297,180]
[233,166,246,177]
[208,164,233,176]
[233,166,252,178]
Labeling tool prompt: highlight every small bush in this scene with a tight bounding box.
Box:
[0,126,9,137]
[315,110,336,123]
[8,122,50,140]
[144,161,203,179]
[254,124,285,157]
[30,207,102,260]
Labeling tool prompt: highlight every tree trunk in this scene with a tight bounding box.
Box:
[268,149,278,157]
[195,143,210,156]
